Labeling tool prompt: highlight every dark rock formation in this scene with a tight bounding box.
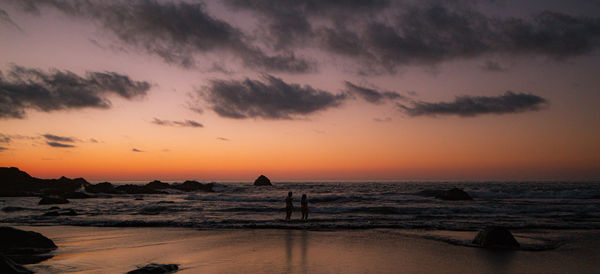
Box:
[127,263,179,274]
[0,227,57,265]
[253,175,272,186]
[473,227,520,249]
[1,167,217,197]
[0,167,89,198]
[146,180,170,190]
[0,255,33,274]
[115,185,167,195]
[435,188,472,201]
[85,182,117,194]
[38,196,69,205]
[171,181,214,192]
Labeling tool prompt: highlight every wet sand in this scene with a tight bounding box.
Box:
[15,226,600,273]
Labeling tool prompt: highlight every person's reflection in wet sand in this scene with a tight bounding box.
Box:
[285,230,293,273]
[301,230,308,273]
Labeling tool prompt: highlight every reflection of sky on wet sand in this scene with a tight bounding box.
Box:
[21,226,600,273]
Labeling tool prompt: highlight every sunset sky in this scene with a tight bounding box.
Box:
[1,0,599,182]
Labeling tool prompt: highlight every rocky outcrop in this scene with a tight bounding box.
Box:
[0,227,57,265]
[38,196,69,205]
[85,182,117,194]
[114,185,167,195]
[435,188,472,201]
[1,167,216,197]
[146,180,171,190]
[171,181,214,192]
[473,227,520,249]
[253,175,272,186]
[127,263,179,274]
[417,188,472,201]
[0,255,33,274]
[0,167,89,198]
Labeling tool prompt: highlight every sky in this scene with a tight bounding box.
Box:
[0,0,599,182]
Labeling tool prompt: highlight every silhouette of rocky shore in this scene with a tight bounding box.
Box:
[0,167,214,199]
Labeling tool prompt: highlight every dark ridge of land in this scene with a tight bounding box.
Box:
[0,167,214,198]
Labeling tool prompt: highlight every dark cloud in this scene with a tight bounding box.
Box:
[0,134,10,143]
[8,1,600,74]
[217,137,229,141]
[0,146,7,151]
[151,118,203,128]
[0,65,150,119]
[0,8,22,31]
[225,1,600,73]
[42,134,74,143]
[398,91,547,117]
[47,141,75,148]
[89,138,98,143]
[344,81,405,104]
[200,74,347,119]
[12,0,312,73]
[132,148,143,152]
[481,60,507,72]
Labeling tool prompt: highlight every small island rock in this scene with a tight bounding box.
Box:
[473,227,520,249]
[253,175,272,186]
[127,263,179,274]
[38,196,69,205]
[435,188,472,201]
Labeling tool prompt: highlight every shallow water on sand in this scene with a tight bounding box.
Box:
[17,226,600,274]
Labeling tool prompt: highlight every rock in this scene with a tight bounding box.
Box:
[0,227,57,265]
[0,167,90,198]
[146,180,170,190]
[0,255,33,274]
[38,196,69,205]
[473,227,520,249]
[172,181,213,192]
[115,185,167,194]
[435,188,472,201]
[85,182,117,194]
[253,175,272,186]
[127,263,179,274]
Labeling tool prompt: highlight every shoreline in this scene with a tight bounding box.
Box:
[12,225,600,273]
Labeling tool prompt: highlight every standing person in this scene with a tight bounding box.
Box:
[285,192,294,221]
[301,194,308,221]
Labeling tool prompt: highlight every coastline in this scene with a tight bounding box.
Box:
[13,225,600,273]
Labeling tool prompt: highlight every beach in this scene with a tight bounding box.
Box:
[13,225,600,273]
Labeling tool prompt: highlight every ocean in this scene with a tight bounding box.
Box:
[2,181,599,231]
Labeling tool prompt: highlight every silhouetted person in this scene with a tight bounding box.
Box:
[301,194,308,221]
[285,192,294,221]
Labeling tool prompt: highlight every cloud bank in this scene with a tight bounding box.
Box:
[200,74,346,119]
[0,65,150,119]
[226,1,600,73]
[344,81,406,104]
[11,0,312,73]
[151,118,203,128]
[42,134,74,143]
[6,1,599,74]
[398,91,547,117]
[46,141,74,148]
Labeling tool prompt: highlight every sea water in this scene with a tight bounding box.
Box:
[2,181,599,231]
